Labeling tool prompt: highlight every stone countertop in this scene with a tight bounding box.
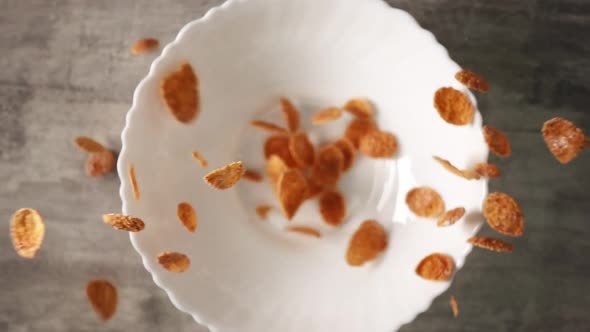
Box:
[1,0,589,331]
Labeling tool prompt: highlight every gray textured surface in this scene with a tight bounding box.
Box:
[1,0,589,331]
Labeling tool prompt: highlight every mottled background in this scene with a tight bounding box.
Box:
[1,0,589,331]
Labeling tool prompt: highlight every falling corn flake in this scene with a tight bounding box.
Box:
[474,162,501,178]
[160,62,199,123]
[75,136,106,153]
[85,150,115,177]
[405,187,445,218]
[450,295,459,318]
[415,253,455,281]
[343,98,374,118]
[255,205,272,220]
[251,120,289,135]
[277,168,308,220]
[203,161,246,190]
[455,69,489,93]
[359,130,398,158]
[333,138,356,171]
[312,107,343,125]
[266,155,289,186]
[346,220,388,266]
[434,87,474,126]
[86,280,117,321]
[10,208,45,259]
[483,192,524,237]
[289,132,315,168]
[177,202,197,233]
[280,97,300,132]
[191,151,208,167]
[243,169,263,182]
[483,126,511,158]
[102,213,145,232]
[345,118,377,148]
[437,207,466,227]
[542,117,588,164]
[128,163,140,200]
[157,251,191,272]
[131,38,159,55]
[433,156,480,180]
[305,177,324,199]
[468,236,513,253]
[310,145,344,187]
[319,190,346,226]
[286,226,321,238]
[264,135,298,167]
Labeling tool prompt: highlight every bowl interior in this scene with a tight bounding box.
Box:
[119,0,488,331]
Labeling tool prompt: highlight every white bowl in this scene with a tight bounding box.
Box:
[118,0,489,331]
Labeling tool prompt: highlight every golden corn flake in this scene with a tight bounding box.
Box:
[343,98,374,118]
[310,145,344,187]
[286,226,321,238]
[204,161,245,190]
[266,155,289,185]
[415,253,455,281]
[468,236,513,252]
[128,163,140,200]
[75,136,106,153]
[483,126,511,157]
[280,97,300,132]
[85,150,115,177]
[10,208,45,259]
[157,251,190,272]
[346,220,388,266]
[131,38,159,55]
[542,117,588,164]
[345,118,376,148]
[312,107,343,125]
[264,135,298,167]
[450,295,459,318]
[255,205,272,220]
[160,62,199,123]
[437,207,466,227]
[319,190,346,226]
[434,87,474,126]
[406,187,445,218]
[86,280,117,321]
[483,192,524,237]
[243,169,263,182]
[277,168,308,220]
[177,202,197,233]
[289,132,315,168]
[251,120,289,135]
[191,151,208,167]
[359,130,398,158]
[455,69,489,93]
[433,156,480,180]
[333,138,356,171]
[474,162,501,178]
[102,213,145,232]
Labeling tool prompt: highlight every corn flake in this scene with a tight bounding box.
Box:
[286,226,321,238]
[264,135,298,167]
[437,207,466,227]
[277,168,308,220]
[542,117,588,164]
[75,136,106,153]
[434,87,474,125]
[177,202,197,233]
[345,118,376,148]
[251,120,289,135]
[10,208,45,259]
[310,145,343,187]
[191,151,208,167]
[312,107,343,125]
[129,163,140,200]
[346,220,388,266]
[203,161,245,190]
[359,130,398,158]
[333,138,356,171]
[343,98,374,118]
[160,62,199,123]
[280,97,300,132]
[289,132,315,168]
[474,162,501,178]
[468,236,513,252]
[157,251,190,272]
[256,205,272,220]
[433,156,480,180]
[406,187,445,218]
[102,213,145,232]
[319,190,346,226]
[415,253,455,281]
[450,295,459,318]
[455,69,489,92]
[131,38,159,55]
[483,126,511,157]
[86,280,117,321]
[243,169,263,182]
[85,150,115,177]
[483,192,524,237]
